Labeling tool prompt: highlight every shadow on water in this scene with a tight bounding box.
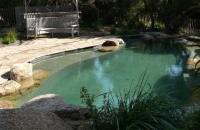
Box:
[124,38,191,103]
[154,74,190,103]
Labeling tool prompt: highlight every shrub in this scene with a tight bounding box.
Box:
[2,36,11,44]
[91,21,103,31]
[117,28,139,35]
[110,25,116,35]
[80,71,191,130]
[8,28,18,42]
[1,28,18,44]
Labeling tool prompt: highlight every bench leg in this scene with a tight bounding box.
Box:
[34,27,37,39]
[71,27,74,38]
[27,29,28,39]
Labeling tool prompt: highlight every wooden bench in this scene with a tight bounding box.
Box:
[24,12,80,39]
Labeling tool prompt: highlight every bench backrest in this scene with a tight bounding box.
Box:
[24,12,79,29]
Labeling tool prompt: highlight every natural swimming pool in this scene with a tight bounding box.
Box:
[15,38,190,107]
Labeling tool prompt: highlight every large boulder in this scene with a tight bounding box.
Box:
[19,70,49,92]
[187,57,200,71]
[10,63,33,82]
[0,80,21,97]
[0,108,73,130]
[116,38,125,45]
[21,94,89,120]
[102,38,124,46]
[102,39,119,46]
[99,38,124,52]
[21,94,93,130]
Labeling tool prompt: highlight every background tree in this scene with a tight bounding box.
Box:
[143,0,200,33]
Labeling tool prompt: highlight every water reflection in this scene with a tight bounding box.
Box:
[125,38,190,102]
[126,38,189,56]
[94,57,114,92]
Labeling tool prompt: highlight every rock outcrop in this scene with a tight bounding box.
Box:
[98,38,124,52]
[187,57,200,71]
[21,94,89,118]
[176,38,196,46]
[21,94,93,130]
[141,34,155,41]
[10,63,33,82]
[116,38,125,45]
[0,80,21,97]
[102,38,124,46]
[0,108,73,130]
[147,32,172,39]
[187,36,200,42]
[0,68,50,109]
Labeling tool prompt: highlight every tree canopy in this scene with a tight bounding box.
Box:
[143,0,200,33]
[1,0,200,33]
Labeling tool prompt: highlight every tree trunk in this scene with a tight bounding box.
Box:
[149,13,154,30]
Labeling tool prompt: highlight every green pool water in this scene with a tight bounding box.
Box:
[15,38,190,107]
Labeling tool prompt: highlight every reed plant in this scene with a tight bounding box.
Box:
[80,71,191,130]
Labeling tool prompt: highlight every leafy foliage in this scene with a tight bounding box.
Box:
[110,25,116,35]
[1,28,18,44]
[91,21,103,30]
[143,0,200,33]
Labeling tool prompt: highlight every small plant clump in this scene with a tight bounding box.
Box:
[1,28,18,44]
[110,25,117,35]
[80,71,197,130]
[91,22,103,31]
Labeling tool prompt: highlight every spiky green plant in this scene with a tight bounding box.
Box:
[80,71,191,130]
[7,28,18,42]
[2,36,11,44]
